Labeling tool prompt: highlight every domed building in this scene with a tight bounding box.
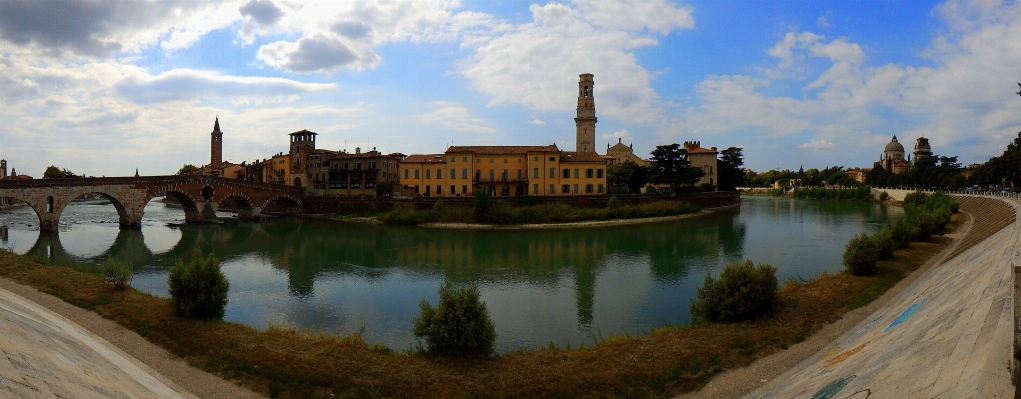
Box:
[877,135,911,174]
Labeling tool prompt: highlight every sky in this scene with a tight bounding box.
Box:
[1,0,1020,177]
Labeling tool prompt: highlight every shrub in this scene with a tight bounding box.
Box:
[690,260,778,322]
[912,211,936,241]
[879,191,889,201]
[432,198,444,211]
[473,187,492,223]
[101,257,133,290]
[606,195,622,210]
[413,281,496,357]
[903,190,927,208]
[843,233,879,275]
[168,249,230,319]
[888,218,914,248]
[872,230,895,260]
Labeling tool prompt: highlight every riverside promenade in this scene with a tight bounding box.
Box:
[746,194,1020,399]
[0,285,193,398]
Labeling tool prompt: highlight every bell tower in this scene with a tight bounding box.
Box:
[575,73,597,153]
[210,117,223,168]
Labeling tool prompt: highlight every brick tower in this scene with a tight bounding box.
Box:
[211,117,223,168]
[575,73,597,153]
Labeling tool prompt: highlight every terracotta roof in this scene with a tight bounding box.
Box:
[560,151,607,163]
[446,145,559,154]
[403,154,447,163]
[289,129,318,136]
[687,148,718,154]
[328,151,390,160]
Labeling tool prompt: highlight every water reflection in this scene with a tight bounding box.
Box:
[0,196,899,352]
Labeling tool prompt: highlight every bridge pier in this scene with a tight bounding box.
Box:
[187,201,221,224]
[237,206,264,220]
[39,215,60,232]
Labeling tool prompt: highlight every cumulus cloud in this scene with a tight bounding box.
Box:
[459,0,693,124]
[800,139,835,150]
[257,34,377,73]
[416,102,496,133]
[0,0,238,58]
[529,118,546,125]
[602,129,634,144]
[115,69,336,103]
[239,0,285,42]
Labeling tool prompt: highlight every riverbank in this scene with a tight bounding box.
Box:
[0,207,961,398]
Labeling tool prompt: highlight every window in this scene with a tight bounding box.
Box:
[517,170,522,179]
[369,162,376,169]
[597,169,604,178]
[426,169,431,179]
[533,168,539,178]
[503,158,508,163]
[462,185,468,194]
[437,168,442,178]
[489,158,494,163]
[534,156,538,161]
[533,184,539,194]
[404,169,409,179]
[437,186,442,195]
[462,156,467,162]
[549,184,555,194]
[549,168,555,178]
[355,162,362,170]
[489,170,494,181]
[574,169,579,178]
[414,185,419,194]
[586,168,593,178]
[561,184,570,193]
[342,163,349,170]
[586,184,593,193]
[563,168,570,178]
[450,169,456,179]
[598,184,604,193]
[549,156,555,161]
[414,169,419,178]
[476,158,481,163]
[450,157,454,162]
[451,185,456,195]
[462,169,468,179]
[46,196,54,213]
[517,158,521,163]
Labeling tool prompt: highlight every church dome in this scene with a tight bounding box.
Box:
[884,135,905,153]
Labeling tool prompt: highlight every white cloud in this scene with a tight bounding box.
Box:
[416,102,496,134]
[459,0,692,124]
[602,129,633,143]
[800,139,835,150]
[529,118,546,125]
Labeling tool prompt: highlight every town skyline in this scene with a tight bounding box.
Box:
[2,0,1020,177]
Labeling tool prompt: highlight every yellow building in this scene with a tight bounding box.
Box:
[269,153,289,184]
[683,141,719,187]
[401,145,607,197]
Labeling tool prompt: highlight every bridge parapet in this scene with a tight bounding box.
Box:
[0,176,304,231]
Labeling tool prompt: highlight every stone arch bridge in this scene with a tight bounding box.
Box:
[0,176,304,231]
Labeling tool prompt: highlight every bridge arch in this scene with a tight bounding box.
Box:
[260,195,303,215]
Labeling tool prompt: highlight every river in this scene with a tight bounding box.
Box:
[0,196,902,353]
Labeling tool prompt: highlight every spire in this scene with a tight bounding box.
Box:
[134,168,139,177]
[213,117,221,133]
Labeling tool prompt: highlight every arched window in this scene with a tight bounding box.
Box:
[583,86,589,97]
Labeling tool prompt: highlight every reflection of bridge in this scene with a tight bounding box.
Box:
[0,176,304,231]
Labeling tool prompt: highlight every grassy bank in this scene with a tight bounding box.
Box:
[377,198,701,226]
[0,217,959,398]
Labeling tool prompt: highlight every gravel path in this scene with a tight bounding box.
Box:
[0,277,263,399]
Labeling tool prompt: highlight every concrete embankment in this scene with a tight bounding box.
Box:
[738,195,1019,398]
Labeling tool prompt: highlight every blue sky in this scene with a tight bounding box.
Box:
[1,0,1019,177]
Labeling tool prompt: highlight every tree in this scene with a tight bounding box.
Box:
[649,144,705,190]
[43,165,78,178]
[628,164,651,193]
[606,160,635,188]
[177,164,201,175]
[717,147,744,191]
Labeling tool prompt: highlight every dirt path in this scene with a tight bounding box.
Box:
[0,276,263,399]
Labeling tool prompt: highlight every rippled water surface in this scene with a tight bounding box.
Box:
[0,196,901,352]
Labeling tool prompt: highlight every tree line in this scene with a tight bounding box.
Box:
[607,145,745,193]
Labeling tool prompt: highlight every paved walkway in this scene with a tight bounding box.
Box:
[0,287,195,398]
[746,195,1020,399]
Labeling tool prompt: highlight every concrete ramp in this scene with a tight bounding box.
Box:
[747,196,1020,399]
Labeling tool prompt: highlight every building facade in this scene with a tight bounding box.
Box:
[876,135,911,174]
[400,145,607,197]
[309,147,402,196]
[604,139,650,166]
[683,141,720,187]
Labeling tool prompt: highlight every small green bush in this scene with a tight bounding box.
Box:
[473,187,492,223]
[606,195,622,210]
[168,249,230,319]
[413,281,496,357]
[879,191,889,201]
[888,219,913,248]
[903,190,927,208]
[101,257,133,290]
[912,211,936,241]
[690,260,778,322]
[843,233,879,275]
[872,229,895,260]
